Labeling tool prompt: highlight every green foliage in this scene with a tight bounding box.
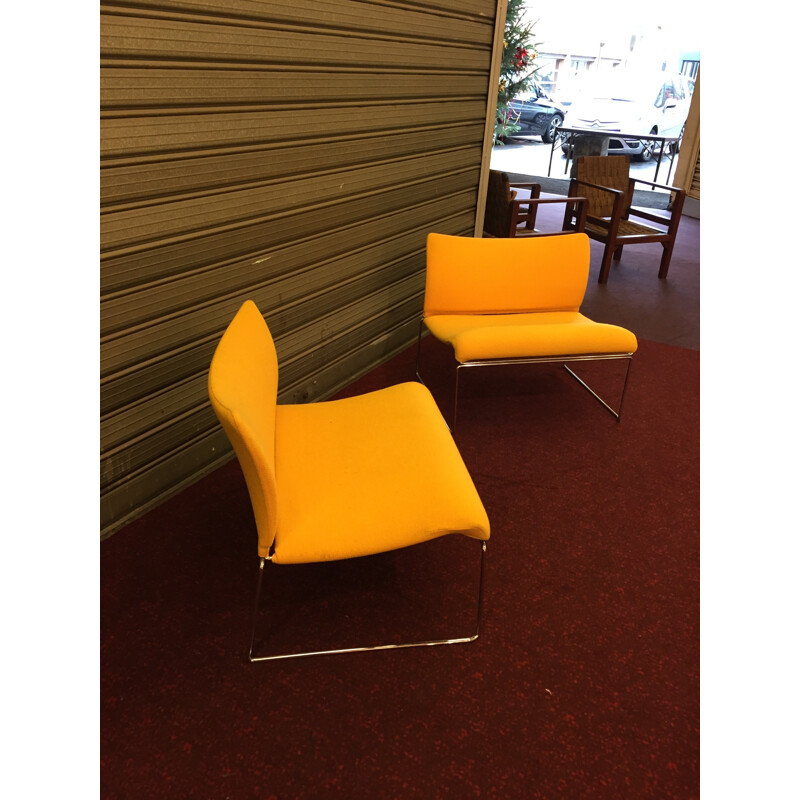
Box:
[495,0,539,144]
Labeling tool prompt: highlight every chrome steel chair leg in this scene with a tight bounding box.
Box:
[248,557,268,662]
[474,540,487,639]
[248,540,487,663]
[453,363,462,433]
[616,357,633,419]
[563,355,632,421]
[414,317,426,386]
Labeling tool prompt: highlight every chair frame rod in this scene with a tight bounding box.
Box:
[453,353,633,431]
[414,317,428,387]
[248,540,487,663]
[563,357,633,420]
[417,317,633,429]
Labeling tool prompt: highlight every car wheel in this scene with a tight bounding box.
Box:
[673,124,685,155]
[635,128,659,162]
[542,114,563,144]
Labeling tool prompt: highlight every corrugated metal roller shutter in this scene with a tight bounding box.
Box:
[100,0,500,538]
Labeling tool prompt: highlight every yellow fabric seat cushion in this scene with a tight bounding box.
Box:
[273,381,490,565]
[425,312,638,363]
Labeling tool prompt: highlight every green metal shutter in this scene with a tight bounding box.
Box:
[100,0,500,538]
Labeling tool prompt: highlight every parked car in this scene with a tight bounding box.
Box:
[560,72,692,161]
[507,84,566,143]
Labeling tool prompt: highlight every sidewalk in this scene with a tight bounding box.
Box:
[491,138,680,209]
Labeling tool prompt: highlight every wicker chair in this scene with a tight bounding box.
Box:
[563,156,686,284]
[483,170,586,238]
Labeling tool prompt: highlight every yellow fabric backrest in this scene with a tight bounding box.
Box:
[208,300,279,556]
[424,232,590,315]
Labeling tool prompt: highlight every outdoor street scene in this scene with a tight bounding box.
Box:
[492,3,699,203]
[491,136,682,189]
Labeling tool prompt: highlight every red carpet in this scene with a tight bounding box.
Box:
[101,333,699,799]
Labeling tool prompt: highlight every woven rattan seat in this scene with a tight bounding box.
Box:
[585,219,666,238]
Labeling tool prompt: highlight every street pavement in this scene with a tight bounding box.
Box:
[490,137,682,187]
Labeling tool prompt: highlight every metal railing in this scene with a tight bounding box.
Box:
[549,126,682,186]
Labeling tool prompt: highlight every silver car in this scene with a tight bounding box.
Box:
[560,72,692,161]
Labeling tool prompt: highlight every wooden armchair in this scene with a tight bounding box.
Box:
[483,170,587,238]
[563,156,686,284]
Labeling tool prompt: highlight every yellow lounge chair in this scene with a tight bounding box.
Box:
[209,300,490,662]
[417,232,637,430]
